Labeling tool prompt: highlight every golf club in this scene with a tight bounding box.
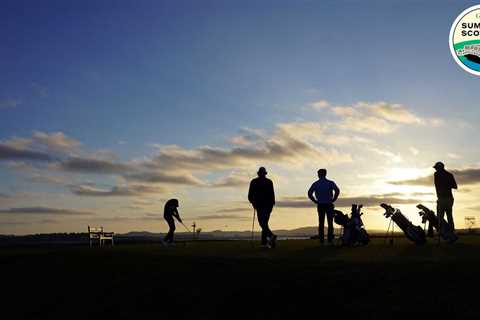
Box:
[180,221,192,233]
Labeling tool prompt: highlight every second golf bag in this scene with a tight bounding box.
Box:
[380,203,426,245]
[334,204,370,246]
[417,204,458,243]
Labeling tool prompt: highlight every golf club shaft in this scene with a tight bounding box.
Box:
[180,221,191,233]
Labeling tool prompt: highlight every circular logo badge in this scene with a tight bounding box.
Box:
[450,5,480,76]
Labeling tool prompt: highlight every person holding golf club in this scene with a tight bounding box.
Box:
[163,198,182,245]
[308,169,340,245]
[248,167,277,248]
[433,161,458,233]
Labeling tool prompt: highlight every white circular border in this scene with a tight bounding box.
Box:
[449,4,480,76]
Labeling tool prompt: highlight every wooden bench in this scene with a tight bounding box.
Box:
[88,226,114,247]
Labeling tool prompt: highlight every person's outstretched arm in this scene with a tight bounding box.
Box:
[173,208,182,223]
[451,173,458,190]
[308,184,317,204]
[332,183,340,203]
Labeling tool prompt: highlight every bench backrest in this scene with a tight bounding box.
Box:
[88,226,104,238]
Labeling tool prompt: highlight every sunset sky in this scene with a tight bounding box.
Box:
[1,0,480,235]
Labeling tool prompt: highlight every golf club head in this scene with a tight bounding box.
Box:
[380,203,396,218]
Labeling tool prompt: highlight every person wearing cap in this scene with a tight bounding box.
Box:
[248,167,277,248]
[433,162,458,232]
[308,169,340,244]
[163,198,182,244]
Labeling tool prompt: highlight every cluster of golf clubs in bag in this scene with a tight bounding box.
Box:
[332,203,458,246]
[380,203,458,245]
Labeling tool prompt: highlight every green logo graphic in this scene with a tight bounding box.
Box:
[450,5,480,76]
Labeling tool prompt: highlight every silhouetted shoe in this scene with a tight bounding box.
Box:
[260,244,269,249]
[269,235,277,248]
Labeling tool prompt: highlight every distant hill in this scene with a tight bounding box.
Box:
[1,227,479,246]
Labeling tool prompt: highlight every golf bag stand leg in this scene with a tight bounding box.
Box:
[335,226,344,246]
[384,218,394,245]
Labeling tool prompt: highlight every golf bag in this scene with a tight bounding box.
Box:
[380,203,426,245]
[333,204,370,246]
[417,204,458,243]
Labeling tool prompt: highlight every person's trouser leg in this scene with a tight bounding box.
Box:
[437,199,446,233]
[317,204,326,243]
[326,204,334,243]
[437,198,454,233]
[257,207,273,245]
[445,198,455,232]
[164,216,175,242]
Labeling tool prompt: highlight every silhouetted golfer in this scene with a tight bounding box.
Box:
[163,198,182,244]
[308,169,340,244]
[433,162,458,232]
[248,167,277,248]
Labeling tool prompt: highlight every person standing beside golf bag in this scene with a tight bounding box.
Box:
[163,198,182,244]
[248,167,277,248]
[433,162,458,233]
[308,169,340,244]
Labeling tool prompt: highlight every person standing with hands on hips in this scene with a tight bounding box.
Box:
[308,169,340,245]
[433,162,458,233]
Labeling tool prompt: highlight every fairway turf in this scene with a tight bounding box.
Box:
[2,237,480,319]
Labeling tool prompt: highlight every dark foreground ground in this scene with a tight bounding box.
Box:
[2,237,480,319]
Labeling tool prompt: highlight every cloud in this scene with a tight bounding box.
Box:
[0,131,82,163]
[447,153,462,159]
[195,214,250,221]
[361,102,422,124]
[230,128,266,146]
[0,207,94,215]
[410,147,419,156]
[309,100,330,110]
[27,174,67,185]
[276,193,425,209]
[314,101,442,134]
[4,131,80,155]
[215,207,251,213]
[2,124,351,193]
[0,144,52,161]
[38,219,59,224]
[210,172,251,188]
[0,99,20,109]
[369,147,403,163]
[389,168,480,186]
[31,131,81,154]
[69,183,165,197]
[126,171,205,186]
[58,157,131,174]
[143,123,352,173]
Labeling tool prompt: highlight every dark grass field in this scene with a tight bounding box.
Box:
[2,237,480,319]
